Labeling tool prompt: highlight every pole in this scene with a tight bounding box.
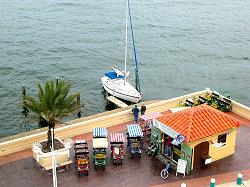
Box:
[51,129,57,187]
[55,77,59,86]
[128,0,141,92]
[21,85,29,121]
[22,85,26,99]
[76,92,80,108]
[124,0,128,86]
[237,173,243,185]
[77,92,81,118]
[22,85,27,112]
[210,178,215,187]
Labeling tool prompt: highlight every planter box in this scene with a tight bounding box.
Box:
[32,137,72,170]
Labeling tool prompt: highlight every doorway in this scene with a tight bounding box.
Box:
[193,141,209,169]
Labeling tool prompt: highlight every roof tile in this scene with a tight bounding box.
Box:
[157,104,241,142]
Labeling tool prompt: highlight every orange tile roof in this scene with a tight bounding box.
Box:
[157,104,241,143]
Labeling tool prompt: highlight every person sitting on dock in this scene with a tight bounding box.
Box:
[132,105,140,123]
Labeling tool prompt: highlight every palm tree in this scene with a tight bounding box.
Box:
[22,79,80,151]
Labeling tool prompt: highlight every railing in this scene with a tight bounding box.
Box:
[1,88,250,157]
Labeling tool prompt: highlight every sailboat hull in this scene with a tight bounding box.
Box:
[101,76,141,103]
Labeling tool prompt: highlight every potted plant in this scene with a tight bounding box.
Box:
[23,79,80,170]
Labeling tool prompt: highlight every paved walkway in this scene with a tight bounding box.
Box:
[217,180,249,187]
[1,113,250,187]
[154,169,250,187]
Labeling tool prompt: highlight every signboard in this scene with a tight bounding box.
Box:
[176,159,187,178]
[172,134,186,145]
[180,144,192,175]
[153,120,179,138]
[114,147,120,155]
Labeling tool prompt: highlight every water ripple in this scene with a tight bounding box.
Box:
[0,0,250,137]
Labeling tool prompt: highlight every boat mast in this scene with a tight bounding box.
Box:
[124,0,128,86]
[128,0,141,93]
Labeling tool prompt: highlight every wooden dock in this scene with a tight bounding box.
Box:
[106,96,128,108]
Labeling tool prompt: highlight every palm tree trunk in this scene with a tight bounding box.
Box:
[52,126,55,147]
[48,120,56,150]
[47,122,55,150]
[47,127,52,148]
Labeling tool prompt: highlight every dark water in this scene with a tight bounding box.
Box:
[0,0,250,138]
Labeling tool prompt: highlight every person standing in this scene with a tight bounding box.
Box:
[132,105,140,123]
[140,102,146,115]
[164,137,173,157]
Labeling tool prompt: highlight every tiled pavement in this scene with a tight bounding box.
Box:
[1,114,250,187]
[217,180,249,187]
[152,170,250,187]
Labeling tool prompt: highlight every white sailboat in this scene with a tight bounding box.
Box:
[101,0,142,103]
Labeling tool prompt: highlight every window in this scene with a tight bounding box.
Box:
[218,133,227,144]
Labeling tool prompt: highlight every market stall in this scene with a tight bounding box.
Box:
[139,112,163,136]
[152,104,241,174]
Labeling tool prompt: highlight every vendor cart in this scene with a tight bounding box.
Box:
[74,140,89,176]
[139,112,163,136]
[127,124,143,158]
[93,128,109,170]
[110,133,126,165]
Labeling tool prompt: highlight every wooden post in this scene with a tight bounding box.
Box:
[22,85,26,99]
[76,92,81,118]
[76,92,80,108]
[105,90,108,99]
[21,85,28,115]
[55,77,59,86]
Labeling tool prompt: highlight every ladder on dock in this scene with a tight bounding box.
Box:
[106,96,128,108]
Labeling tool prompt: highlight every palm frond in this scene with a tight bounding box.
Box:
[22,79,80,128]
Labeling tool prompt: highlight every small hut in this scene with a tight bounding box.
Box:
[151,104,241,174]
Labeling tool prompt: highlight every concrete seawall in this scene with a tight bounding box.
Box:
[1,88,249,157]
